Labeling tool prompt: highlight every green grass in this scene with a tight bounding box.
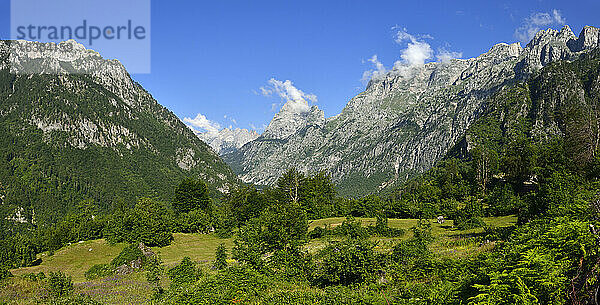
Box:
[309,215,516,236]
[307,215,517,257]
[152,233,233,268]
[10,234,233,282]
[11,239,127,282]
[3,216,516,304]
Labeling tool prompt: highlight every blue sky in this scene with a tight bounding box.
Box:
[1,0,599,133]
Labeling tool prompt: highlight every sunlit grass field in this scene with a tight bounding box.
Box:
[2,216,516,304]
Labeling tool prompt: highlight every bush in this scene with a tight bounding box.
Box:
[175,210,212,234]
[160,266,267,305]
[487,184,522,216]
[168,257,201,289]
[483,225,516,241]
[454,197,485,230]
[456,217,486,230]
[111,244,146,267]
[313,239,380,286]
[0,266,12,281]
[214,244,227,270]
[268,246,313,280]
[173,178,211,214]
[146,253,164,297]
[412,219,434,244]
[48,271,73,298]
[392,239,431,263]
[85,263,114,279]
[105,198,174,247]
[308,226,327,239]
[22,272,46,281]
[368,212,406,237]
[331,217,369,239]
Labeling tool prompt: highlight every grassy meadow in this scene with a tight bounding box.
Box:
[1,216,516,304]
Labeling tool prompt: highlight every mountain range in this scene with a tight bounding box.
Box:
[224,25,600,196]
[1,24,599,227]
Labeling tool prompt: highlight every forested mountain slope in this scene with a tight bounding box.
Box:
[0,40,238,228]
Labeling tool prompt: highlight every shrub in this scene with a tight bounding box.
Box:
[175,209,212,234]
[268,246,313,280]
[111,244,146,267]
[308,226,327,239]
[214,244,227,270]
[368,212,406,237]
[456,217,486,230]
[412,219,434,244]
[173,178,211,214]
[85,263,114,279]
[331,217,369,239]
[392,239,431,263]
[160,266,267,305]
[48,271,73,298]
[146,253,164,297]
[313,239,380,286]
[0,266,12,281]
[105,198,174,247]
[22,272,46,281]
[167,257,201,289]
[454,197,485,230]
[487,184,522,216]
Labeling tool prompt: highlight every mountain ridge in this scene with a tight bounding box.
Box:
[224,25,600,196]
[0,40,239,226]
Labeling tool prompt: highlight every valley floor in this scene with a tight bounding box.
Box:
[1,216,516,305]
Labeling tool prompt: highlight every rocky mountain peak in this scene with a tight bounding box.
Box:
[572,26,600,51]
[196,127,260,155]
[516,25,600,76]
[3,40,138,107]
[262,102,325,140]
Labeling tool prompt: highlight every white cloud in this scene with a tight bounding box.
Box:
[436,48,463,63]
[363,28,443,82]
[399,40,433,66]
[395,28,416,43]
[394,28,434,67]
[183,113,221,135]
[259,78,316,113]
[361,55,388,83]
[362,27,462,82]
[515,9,566,44]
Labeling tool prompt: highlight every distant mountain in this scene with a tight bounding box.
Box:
[224,25,600,196]
[0,40,239,226]
[195,127,259,155]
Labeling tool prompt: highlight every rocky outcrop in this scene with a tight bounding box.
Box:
[225,25,600,196]
[262,104,325,140]
[196,127,259,155]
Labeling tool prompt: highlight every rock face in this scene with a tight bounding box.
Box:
[262,104,325,140]
[196,127,259,155]
[0,40,238,225]
[225,25,600,196]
